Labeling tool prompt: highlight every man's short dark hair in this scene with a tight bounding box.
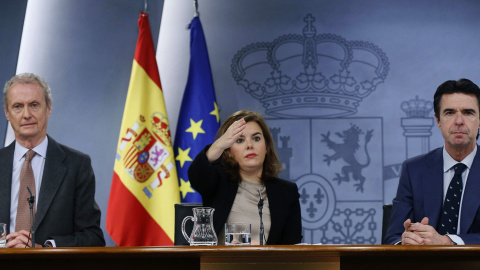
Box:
[433,78,480,120]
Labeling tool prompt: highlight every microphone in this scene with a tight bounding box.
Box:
[258,189,264,245]
[27,186,35,204]
[26,186,35,248]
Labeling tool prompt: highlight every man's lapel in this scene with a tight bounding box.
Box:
[460,146,480,233]
[35,136,67,229]
[423,148,444,227]
[0,142,15,233]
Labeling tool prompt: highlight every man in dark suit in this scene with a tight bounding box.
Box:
[385,78,480,245]
[0,73,104,247]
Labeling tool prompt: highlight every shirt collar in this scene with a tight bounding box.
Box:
[443,144,477,172]
[14,136,49,161]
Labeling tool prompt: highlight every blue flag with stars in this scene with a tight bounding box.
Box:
[174,16,220,203]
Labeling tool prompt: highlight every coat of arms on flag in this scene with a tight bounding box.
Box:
[107,11,179,246]
[117,112,175,197]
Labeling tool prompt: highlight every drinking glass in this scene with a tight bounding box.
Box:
[225,223,251,245]
[0,223,6,248]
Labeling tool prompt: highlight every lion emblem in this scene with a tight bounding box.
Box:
[321,124,373,192]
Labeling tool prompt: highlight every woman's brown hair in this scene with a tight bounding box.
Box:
[216,110,283,183]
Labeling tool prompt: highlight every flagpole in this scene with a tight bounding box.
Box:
[193,0,199,17]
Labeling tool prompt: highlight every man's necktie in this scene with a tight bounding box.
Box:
[438,163,467,235]
[15,150,36,232]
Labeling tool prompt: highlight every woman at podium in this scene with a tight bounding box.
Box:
[189,110,302,245]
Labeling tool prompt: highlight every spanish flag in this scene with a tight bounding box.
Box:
[107,12,180,246]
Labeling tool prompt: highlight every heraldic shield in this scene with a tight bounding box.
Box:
[266,118,383,244]
[116,113,175,198]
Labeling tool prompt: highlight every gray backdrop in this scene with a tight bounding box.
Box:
[2,0,480,246]
[0,0,28,144]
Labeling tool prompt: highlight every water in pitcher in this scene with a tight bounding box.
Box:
[190,223,217,246]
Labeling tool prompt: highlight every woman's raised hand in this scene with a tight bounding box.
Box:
[206,118,246,162]
[217,118,246,149]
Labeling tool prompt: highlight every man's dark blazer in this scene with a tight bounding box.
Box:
[188,145,303,245]
[384,146,480,244]
[0,136,105,247]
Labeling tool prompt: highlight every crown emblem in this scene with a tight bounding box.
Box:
[231,14,389,118]
[150,112,172,147]
[401,96,433,118]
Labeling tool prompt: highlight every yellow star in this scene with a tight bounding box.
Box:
[210,102,220,123]
[179,178,196,199]
[185,119,205,140]
[176,147,193,168]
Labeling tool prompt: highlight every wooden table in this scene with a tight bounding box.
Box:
[1,245,480,269]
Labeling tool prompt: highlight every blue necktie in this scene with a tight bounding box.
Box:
[438,163,467,235]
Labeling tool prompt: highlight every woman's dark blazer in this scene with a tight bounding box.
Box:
[188,145,303,245]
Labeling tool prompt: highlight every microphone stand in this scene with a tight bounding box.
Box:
[27,186,35,248]
[258,189,264,245]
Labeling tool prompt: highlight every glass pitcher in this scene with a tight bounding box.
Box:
[181,207,218,246]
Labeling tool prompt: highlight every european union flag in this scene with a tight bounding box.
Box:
[174,16,220,203]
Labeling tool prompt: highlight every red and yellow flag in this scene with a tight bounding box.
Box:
[107,12,180,246]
